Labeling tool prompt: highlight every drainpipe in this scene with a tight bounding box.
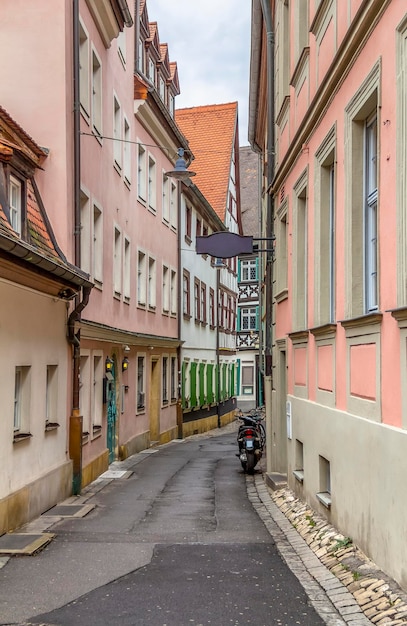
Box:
[69,0,85,495]
[259,0,275,475]
[177,182,183,439]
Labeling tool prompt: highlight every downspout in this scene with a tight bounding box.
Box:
[177,182,183,439]
[259,0,275,475]
[68,0,86,495]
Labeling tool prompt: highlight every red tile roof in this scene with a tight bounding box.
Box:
[175,102,238,222]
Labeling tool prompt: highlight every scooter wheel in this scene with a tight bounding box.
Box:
[246,451,256,474]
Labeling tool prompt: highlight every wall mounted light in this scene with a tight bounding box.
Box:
[105,356,114,373]
[123,345,130,353]
[122,356,129,372]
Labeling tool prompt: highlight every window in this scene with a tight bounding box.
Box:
[148,256,156,309]
[92,49,102,137]
[170,269,177,315]
[169,93,175,117]
[80,189,91,274]
[276,200,288,299]
[162,174,169,223]
[148,57,155,83]
[124,237,131,301]
[159,75,165,100]
[240,259,258,282]
[241,364,254,395]
[315,128,336,324]
[113,226,122,296]
[138,144,146,201]
[148,156,156,210]
[170,181,177,230]
[162,264,170,312]
[162,356,168,404]
[345,63,380,317]
[194,278,200,322]
[113,95,122,170]
[293,172,308,330]
[240,307,258,331]
[137,38,144,73]
[294,0,309,64]
[201,283,207,324]
[365,113,378,312]
[183,270,190,317]
[317,455,332,509]
[9,175,22,235]
[137,356,145,410]
[117,29,126,65]
[137,250,146,305]
[92,354,103,432]
[79,21,90,114]
[93,203,103,285]
[185,202,192,241]
[170,356,177,401]
[123,117,131,184]
[14,366,31,436]
[196,218,202,239]
[209,288,215,327]
[46,365,58,426]
[80,354,91,435]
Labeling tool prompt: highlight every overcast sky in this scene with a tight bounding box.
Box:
[147,0,252,146]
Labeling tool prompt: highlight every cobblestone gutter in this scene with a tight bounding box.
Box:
[270,486,407,626]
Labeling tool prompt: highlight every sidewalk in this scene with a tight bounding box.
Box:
[250,473,407,626]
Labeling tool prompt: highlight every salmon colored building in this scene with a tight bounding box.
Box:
[250,0,407,590]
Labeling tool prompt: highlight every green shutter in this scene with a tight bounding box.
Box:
[190,362,198,407]
[256,305,260,331]
[199,363,205,405]
[236,359,241,396]
[237,308,241,332]
[255,256,259,281]
[181,362,187,408]
[207,364,214,403]
[238,259,241,282]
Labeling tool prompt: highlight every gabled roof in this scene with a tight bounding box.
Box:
[176,102,238,222]
[0,107,91,295]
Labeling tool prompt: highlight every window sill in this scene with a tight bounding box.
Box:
[275,288,288,303]
[13,432,32,443]
[293,469,304,483]
[45,422,60,432]
[316,491,331,509]
[93,425,102,438]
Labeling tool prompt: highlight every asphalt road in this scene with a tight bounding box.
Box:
[0,427,327,626]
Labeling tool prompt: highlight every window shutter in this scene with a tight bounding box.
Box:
[237,308,241,332]
[190,362,198,407]
[256,305,260,331]
[237,259,241,282]
[255,256,259,280]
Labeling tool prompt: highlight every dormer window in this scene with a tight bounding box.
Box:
[169,94,175,117]
[148,57,155,84]
[137,38,144,73]
[159,76,165,101]
[9,175,22,235]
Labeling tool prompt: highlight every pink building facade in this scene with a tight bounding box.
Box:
[250,0,407,590]
[0,0,189,527]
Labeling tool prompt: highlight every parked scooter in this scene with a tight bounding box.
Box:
[236,409,266,474]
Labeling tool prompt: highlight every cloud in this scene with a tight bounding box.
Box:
[147,0,251,145]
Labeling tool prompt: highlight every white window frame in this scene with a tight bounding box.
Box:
[162,173,170,223]
[162,355,169,405]
[138,143,146,201]
[9,175,22,235]
[148,155,156,211]
[91,47,102,138]
[124,236,131,301]
[162,264,170,313]
[113,94,122,171]
[137,249,147,306]
[170,180,177,230]
[241,307,257,331]
[93,201,103,286]
[113,225,122,297]
[148,255,156,309]
[80,353,91,435]
[79,20,90,116]
[117,29,126,66]
[241,259,257,282]
[364,113,378,313]
[14,366,31,435]
[170,269,177,316]
[46,365,58,425]
[92,353,103,433]
[80,188,91,274]
[123,116,131,185]
[137,355,146,412]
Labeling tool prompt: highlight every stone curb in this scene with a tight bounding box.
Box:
[253,478,407,626]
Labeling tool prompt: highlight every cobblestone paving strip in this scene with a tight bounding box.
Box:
[251,477,407,626]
